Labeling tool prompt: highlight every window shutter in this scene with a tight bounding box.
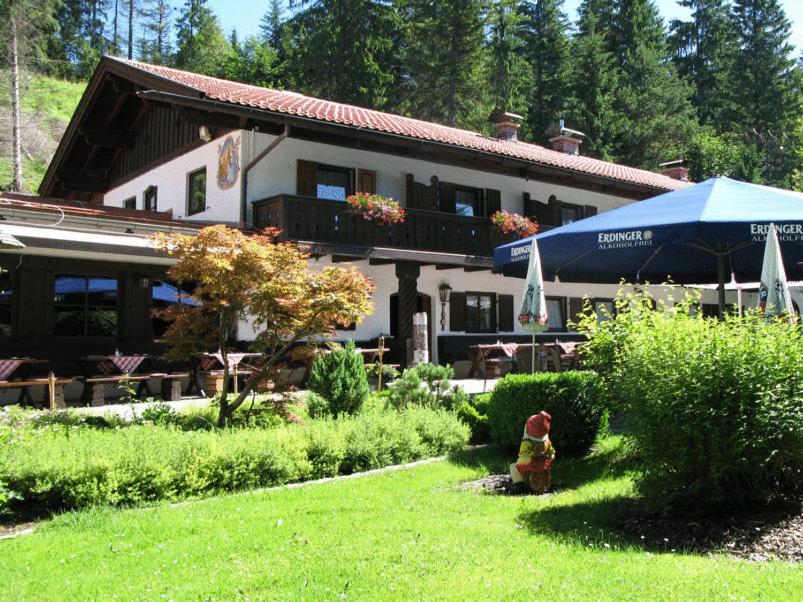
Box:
[297,160,318,197]
[439,181,456,213]
[498,294,514,331]
[484,188,501,217]
[549,195,562,225]
[357,169,377,194]
[449,292,466,331]
[584,205,598,217]
[489,294,498,332]
[569,297,584,328]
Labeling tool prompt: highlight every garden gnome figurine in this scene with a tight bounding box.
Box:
[510,411,555,493]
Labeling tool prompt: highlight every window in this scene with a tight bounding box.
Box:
[560,203,584,225]
[465,293,495,333]
[144,186,158,212]
[53,275,118,337]
[123,197,136,210]
[545,296,567,331]
[593,299,615,321]
[454,186,482,217]
[0,268,11,337]
[316,164,354,201]
[187,168,207,216]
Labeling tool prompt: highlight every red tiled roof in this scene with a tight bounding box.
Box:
[114,57,689,193]
[0,192,202,229]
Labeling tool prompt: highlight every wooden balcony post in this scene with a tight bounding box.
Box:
[395,262,420,367]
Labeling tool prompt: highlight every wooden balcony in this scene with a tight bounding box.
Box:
[252,194,517,258]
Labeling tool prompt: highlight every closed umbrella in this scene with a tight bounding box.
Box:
[517,239,548,372]
[758,223,794,318]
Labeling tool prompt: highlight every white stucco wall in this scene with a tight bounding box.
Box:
[104,128,642,223]
[104,134,243,223]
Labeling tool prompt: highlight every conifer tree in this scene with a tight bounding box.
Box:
[259,0,283,48]
[173,0,231,76]
[518,0,570,144]
[280,1,401,109]
[398,0,488,128]
[139,0,172,64]
[668,0,735,128]
[487,0,529,116]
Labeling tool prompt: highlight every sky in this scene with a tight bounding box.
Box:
[204,0,803,54]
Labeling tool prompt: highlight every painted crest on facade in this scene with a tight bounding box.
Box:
[217,135,240,190]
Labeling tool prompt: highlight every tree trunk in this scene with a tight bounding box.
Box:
[128,0,135,59]
[10,15,23,192]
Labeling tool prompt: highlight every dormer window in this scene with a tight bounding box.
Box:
[144,186,158,212]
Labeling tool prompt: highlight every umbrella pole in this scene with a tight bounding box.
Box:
[717,253,727,318]
[531,333,536,373]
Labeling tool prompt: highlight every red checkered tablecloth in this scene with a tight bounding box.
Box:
[0,359,24,381]
[96,355,148,375]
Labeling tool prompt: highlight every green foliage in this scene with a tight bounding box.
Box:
[487,371,606,458]
[307,341,370,416]
[456,392,491,444]
[686,130,764,183]
[387,363,466,410]
[576,287,803,512]
[0,407,469,519]
[173,0,233,76]
[486,0,530,115]
[305,391,331,419]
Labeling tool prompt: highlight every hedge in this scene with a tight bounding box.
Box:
[578,293,803,512]
[0,407,469,519]
[487,371,606,458]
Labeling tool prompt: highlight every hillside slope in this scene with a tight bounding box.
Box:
[0,72,85,193]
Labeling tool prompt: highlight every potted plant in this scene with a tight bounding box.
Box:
[346,192,406,225]
[491,210,539,238]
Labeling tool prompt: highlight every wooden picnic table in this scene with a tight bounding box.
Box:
[467,341,581,377]
[79,354,154,401]
[186,352,262,396]
[0,357,49,405]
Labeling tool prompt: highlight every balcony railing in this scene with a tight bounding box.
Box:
[252,194,518,257]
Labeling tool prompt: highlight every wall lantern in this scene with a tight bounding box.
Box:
[438,283,452,329]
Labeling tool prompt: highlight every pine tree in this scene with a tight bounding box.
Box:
[139,0,172,64]
[173,0,231,76]
[728,0,798,137]
[126,0,137,60]
[398,0,488,128]
[669,1,734,128]
[259,0,283,48]
[280,1,402,109]
[486,0,530,117]
[518,0,570,144]
[565,9,622,160]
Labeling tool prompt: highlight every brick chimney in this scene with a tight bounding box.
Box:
[659,160,689,181]
[489,108,522,142]
[549,135,583,155]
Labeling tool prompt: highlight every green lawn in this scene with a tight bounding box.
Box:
[1,437,799,600]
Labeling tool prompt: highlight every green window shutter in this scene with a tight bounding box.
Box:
[489,294,498,332]
[439,181,456,213]
[484,188,501,217]
[449,291,466,331]
[297,160,318,197]
[549,195,562,226]
[498,294,514,331]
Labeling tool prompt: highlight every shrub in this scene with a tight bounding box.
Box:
[305,391,331,419]
[457,393,491,444]
[387,363,465,410]
[487,371,606,458]
[0,407,469,519]
[577,289,803,512]
[308,341,370,416]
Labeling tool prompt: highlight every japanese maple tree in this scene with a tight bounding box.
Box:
[153,225,374,426]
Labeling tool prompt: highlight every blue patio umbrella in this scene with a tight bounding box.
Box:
[494,177,803,315]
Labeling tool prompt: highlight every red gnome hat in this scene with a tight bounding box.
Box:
[526,411,551,438]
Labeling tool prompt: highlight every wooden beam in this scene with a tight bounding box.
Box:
[435,264,462,270]
[331,255,360,263]
[175,106,242,129]
[368,258,396,265]
[464,266,491,273]
[80,125,134,149]
[57,172,108,193]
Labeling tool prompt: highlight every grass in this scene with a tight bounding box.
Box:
[1,436,800,600]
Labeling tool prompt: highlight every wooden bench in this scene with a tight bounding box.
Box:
[78,375,151,407]
[204,369,253,396]
[0,376,73,408]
